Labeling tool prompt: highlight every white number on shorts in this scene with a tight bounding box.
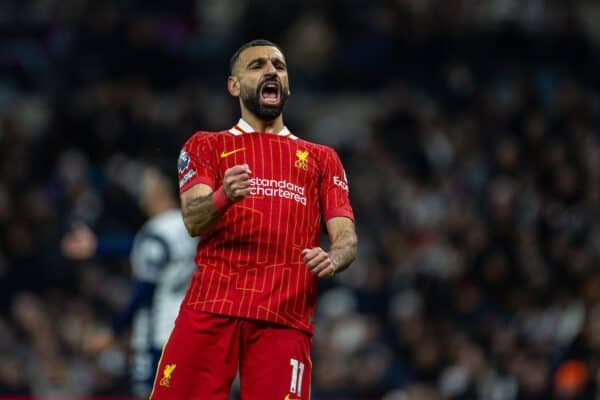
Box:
[289,358,305,396]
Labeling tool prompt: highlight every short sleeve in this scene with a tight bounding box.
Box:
[130,231,170,283]
[319,147,355,222]
[178,133,217,193]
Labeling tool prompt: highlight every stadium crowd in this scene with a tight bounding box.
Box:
[0,0,599,399]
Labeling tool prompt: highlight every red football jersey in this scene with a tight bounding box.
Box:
[177,119,354,333]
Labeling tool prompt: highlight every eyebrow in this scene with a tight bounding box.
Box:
[245,56,286,68]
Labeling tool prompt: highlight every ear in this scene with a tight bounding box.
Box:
[227,76,240,97]
[285,81,292,97]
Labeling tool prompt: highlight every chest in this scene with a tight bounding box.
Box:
[215,135,321,185]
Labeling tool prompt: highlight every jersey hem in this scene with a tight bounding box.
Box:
[180,303,314,336]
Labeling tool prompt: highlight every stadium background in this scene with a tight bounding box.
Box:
[1,0,599,399]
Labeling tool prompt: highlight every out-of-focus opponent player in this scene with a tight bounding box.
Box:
[64,168,198,398]
[150,39,358,400]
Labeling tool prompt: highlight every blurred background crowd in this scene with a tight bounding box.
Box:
[1,0,599,399]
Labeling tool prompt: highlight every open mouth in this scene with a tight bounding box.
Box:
[260,81,281,106]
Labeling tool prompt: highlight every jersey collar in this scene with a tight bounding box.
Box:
[229,118,295,139]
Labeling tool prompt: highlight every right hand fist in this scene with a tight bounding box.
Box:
[223,164,252,201]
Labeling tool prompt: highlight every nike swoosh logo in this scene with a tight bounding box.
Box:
[220,148,246,158]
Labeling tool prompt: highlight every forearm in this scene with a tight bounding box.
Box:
[182,193,222,236]
[181,165,251,236]
[113,280,155,335]
[329,228,358,274]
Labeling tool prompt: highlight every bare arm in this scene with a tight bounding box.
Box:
[303,217,357,278]
[180,184,219,236]
[326,217,358,274]
[181,164,252,236]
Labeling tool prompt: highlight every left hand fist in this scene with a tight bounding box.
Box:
[302,247,336,278]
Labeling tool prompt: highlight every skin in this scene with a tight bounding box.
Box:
[228,45,290,133]
[182,45,357,278]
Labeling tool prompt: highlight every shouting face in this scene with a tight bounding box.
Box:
[229,45,291,121]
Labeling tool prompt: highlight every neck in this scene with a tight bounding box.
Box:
[147,198,177,218]
[240,107,284,134]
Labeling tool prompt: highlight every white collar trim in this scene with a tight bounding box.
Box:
[229,118,296,139]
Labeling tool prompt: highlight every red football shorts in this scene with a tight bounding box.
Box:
[150,307,312,400]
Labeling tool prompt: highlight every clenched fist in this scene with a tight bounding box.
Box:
[302,247,337,278]
[223,164,252,201]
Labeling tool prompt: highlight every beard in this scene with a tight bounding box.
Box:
[240,81,290,122]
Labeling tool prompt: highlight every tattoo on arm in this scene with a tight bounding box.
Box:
[329,226,358,274]
[182,194,221,236]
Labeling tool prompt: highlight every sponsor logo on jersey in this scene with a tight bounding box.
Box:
[179,169,196,188]
[178,150,190,173]
[220,148,246,158]
[250,177,307,205]
[294,150,309,170]
[159,364,176,387]
[333,175,348,191]
[285,394,301,400]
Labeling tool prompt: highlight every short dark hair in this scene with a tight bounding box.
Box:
[229,39,283,74]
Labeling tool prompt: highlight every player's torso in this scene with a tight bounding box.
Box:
[184,130,334,332]
[132,210,198,347]
[150,211,197,293]
[202,132,324,267]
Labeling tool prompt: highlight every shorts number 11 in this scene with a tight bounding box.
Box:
[289,358,305,397]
